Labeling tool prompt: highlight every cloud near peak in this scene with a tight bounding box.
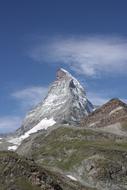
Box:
[0,86,48,133]
[12,86,48,111]
[29,36,127,77]
[0,116,22,133]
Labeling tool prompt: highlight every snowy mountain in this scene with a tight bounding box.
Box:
[17,68,93,135]
[6,68,93,150]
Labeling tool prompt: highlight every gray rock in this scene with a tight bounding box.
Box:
[17,68,93,135]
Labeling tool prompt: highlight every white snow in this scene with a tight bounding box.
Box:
[0,138,2,144]
[109,106,123,115]
[8,145,18,151]
[66,175,78,181]
[8,118,56,149]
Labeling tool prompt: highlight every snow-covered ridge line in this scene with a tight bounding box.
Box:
[8,118,56,151]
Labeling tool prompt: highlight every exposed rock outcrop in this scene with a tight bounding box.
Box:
[17,68,93,135]
[81,98,127,128]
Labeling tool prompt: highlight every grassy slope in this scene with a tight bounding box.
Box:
[17,126,127,189]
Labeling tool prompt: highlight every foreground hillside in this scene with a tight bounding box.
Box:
[0,151,95,190]
[17,125,127,190]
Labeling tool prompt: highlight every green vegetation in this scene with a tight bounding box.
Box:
[0,151,96,190]
[32,137,127,170]
[15,178,42,190]
[17,126,127,189]
[17,127,127,170]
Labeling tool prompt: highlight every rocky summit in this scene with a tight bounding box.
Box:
[17,68,93,135]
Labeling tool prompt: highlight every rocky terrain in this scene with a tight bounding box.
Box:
[17,124,127,190]
[0,151,96,190]
[1,69,127,190]
[81,98,127,136]
[81,98,127,128]
[17,68,93,136]
[16,98,127,189]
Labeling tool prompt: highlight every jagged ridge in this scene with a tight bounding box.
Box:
[18,68,93,135]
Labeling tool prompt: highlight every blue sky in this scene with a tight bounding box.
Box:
[0,0,127,133]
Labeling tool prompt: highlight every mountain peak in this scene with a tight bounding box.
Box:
[81,98,127,128]
[107,98,126,106]
[17,68,93,136]
[56,68,72,80]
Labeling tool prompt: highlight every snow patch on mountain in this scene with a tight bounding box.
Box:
[8,118,56,150]
[66,175,78,181]
[0,139,2,144]
[8,145,18,151]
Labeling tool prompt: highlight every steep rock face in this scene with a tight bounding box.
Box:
[81,98,127,128]
[18,68,93,135]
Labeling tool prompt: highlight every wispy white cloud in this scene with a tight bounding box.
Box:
[29,36,127,77]
[87,91,127,106]
[0,86,48,133]
[11,86,48,111]
[0,116,22,133]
